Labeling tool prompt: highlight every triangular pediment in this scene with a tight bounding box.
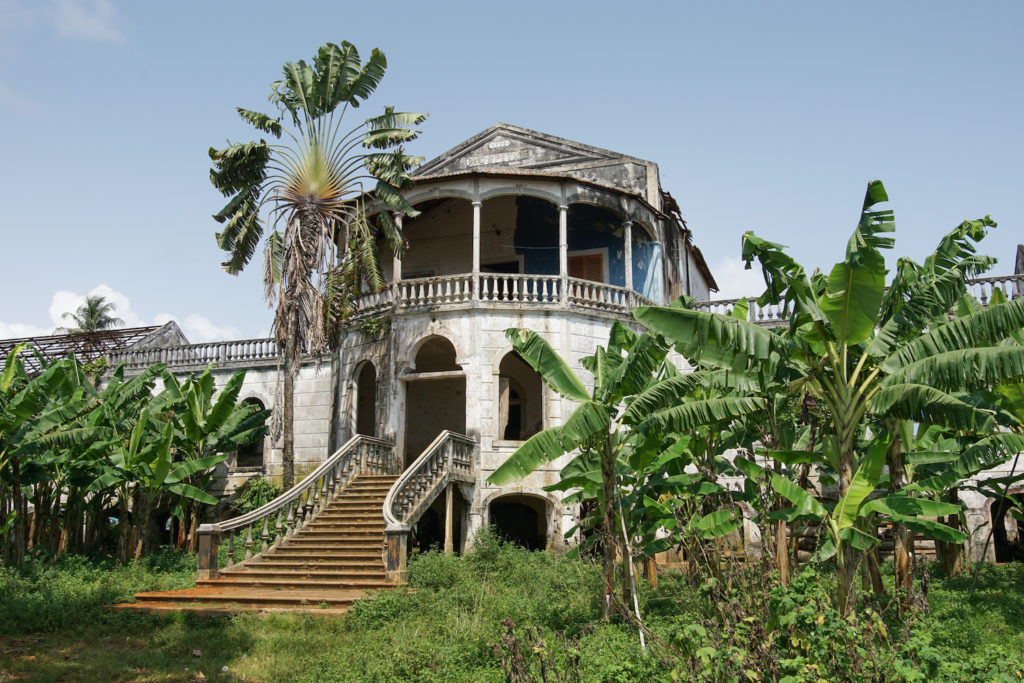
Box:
[414,123,645,177]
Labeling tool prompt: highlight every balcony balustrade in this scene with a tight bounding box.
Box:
[106,273,1023,372]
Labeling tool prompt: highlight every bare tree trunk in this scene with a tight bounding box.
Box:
[940,491,964,577]
[600,439,616,619]
[282,306,300,489]
[11,459,25,566]
[116,494,129,564]
[776,520,790,587]
[886,423,912,597]
[187,509,199,553]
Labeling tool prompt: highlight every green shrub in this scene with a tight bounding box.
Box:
[232,477,282,514]
[0,549,194,634]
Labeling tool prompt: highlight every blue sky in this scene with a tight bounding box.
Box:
[1,1,1021,341]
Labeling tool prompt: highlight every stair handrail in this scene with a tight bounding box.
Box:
[383,430,476,530]
[195,434,396,580]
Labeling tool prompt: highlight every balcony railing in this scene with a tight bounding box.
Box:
[694,273,1024,327]
[350,272,654,321]
[109,338,278,370]
[105,273,1022,372]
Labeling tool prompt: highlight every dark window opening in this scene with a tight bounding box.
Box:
[236,398,265,469]
[992,494,1024,562]
[490,497,547,550]
[356,362,376,437]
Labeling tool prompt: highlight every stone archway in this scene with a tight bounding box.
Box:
[403,336,466,465]
[488,493,551,550]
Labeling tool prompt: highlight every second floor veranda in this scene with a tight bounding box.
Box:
[352,189,674,321]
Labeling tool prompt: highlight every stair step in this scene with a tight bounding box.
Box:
[200,577,391,589]
[127,473,402,614]
[222,567,384,578]
[132,587,374,607]
[246,560,384,570]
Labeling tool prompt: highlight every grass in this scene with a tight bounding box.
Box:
[0,536,1021,681]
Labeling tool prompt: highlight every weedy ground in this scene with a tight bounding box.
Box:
[0,536,1021,682]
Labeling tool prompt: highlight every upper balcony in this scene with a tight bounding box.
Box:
[352,188,672,321]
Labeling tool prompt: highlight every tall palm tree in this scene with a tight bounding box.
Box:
[58,295,124,333]
[209,41,425,487]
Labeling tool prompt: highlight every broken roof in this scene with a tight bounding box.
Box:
[0,321,188,374]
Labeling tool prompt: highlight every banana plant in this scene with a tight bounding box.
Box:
[158,366,269,550]
[488,323,765,619]
[636,180,1024,613]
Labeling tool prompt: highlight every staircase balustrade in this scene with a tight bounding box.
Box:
[381,431,476,582]
[195,435,396,581]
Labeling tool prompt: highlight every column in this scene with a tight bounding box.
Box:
[559,204,568,304]
[623,220,633,294]
[472,201,482,301]
[392,213,403,303]
[444,485,454,555]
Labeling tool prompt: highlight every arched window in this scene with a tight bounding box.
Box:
[498,351,543,441]
[413,336,460,372]
[236,397,265,469]
[355,362,377,437]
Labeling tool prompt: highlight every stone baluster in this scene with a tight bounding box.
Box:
[260,517,270,553]
[274,510,283,547]
[285,503,296,537]
[244,525,254,561]
[226,535,235,567]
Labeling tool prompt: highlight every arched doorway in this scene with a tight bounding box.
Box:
[236,397,266,469]
[355,362,376,437]
[403,336,466,465]
[992,494,1024,562]
[497,351,543,441]
[489,494,550,550]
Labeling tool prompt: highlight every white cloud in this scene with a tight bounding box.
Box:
[179,315,240,344]
[48,283,145,329]
[710,257,768,301]
[0,284,241,344]
[51,0,123,44]
[0,321,52,339]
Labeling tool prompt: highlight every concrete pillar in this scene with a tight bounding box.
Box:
[195,525,221,581]
[391,210,403,301]
[444,485,454,554]
[623,220,633,293]
[384,524,410,583]
[472,201,482,301]
[559,205,569,304]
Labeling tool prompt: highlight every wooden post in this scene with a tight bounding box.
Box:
[384,525,409,583]
[196,525,220,581]
[444,485,454,555]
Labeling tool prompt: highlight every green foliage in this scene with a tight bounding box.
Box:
[0,349,268,564]
[231,477,283,515]
[0,550,194,633]
[0,550,1022,681]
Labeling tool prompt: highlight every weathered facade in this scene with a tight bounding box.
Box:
[13,125,1022,575]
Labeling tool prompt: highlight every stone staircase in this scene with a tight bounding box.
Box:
[119,475,397,614]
